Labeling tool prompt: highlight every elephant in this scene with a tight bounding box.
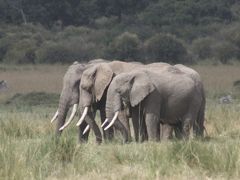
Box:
[173,64,205,138]
[72,61,175,143]
[75,61,144,143]
[50,59,109,143]
[159,64,205,140]
[104,67,203,141]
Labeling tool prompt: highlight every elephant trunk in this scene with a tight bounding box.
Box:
[76,89,93,126]
[55,88,71,136]
[105,86,122,120]
[105,83,129,142]
[80,88,93,108]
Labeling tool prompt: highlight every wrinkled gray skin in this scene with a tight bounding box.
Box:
[79,61,172,143]
[160,64,206,140]
[79,61,146,143]
[54,59,109,142]
[106,67,203,141]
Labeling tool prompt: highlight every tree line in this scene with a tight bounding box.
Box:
[0,0,240,64]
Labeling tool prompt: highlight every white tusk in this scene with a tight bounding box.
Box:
[104,111,119,131]
[76,107,89,126]
[101,119,109,127]
[51,110,58,123]
[83,125,90,135]
[59,104,78,130]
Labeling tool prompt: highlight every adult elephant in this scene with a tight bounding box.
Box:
[69,61,171,143]
[174,64,205,137]
[104,67,203,141]
[50,59,109,142]
[160,64,206,139]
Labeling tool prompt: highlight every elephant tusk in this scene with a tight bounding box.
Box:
[59,104,78,130]
[51,110,59,123]
[101,119,108,127]
[76,106,89,126]
[104,111,119,131]
[83,125,90,135]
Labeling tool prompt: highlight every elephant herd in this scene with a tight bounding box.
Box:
[51,59,205,144]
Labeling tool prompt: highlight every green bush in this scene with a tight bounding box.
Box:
[56,26,93,40]
[3,38,37,64]
[107,32,141,61]
[212,42,239,64]
[143,33,188,63]
[36,41,75,63]
[191,37,215,60]
[219,23,240,48]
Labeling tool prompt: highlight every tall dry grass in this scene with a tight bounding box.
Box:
[0,64,240,179]
[192,65,240,97]
[1,64,240,97]
[0,64,67,102]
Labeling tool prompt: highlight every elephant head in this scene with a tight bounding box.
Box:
[50,61,86,134]
[76,63,114,125]
[104,71,155,129]
[51,59,109,134]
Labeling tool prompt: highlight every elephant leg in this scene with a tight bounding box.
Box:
[182,115,193,140]
[193,102,205,138]
[78,121,89,143]
[161,124,173,140]
[113,119,129,143]
[145,113,160,141]
[118,109,131,141]
[174,123,183,139]
[84,112,102,144]
[100,108,114,141]
[131,106,140,142]
[140,107,148,142]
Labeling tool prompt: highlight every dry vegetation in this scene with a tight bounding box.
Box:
[0,64,67,102]
[0,64,240,179]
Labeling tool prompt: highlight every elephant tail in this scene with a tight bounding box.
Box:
[194,87,206,138]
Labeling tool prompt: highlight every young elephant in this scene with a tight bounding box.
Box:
[105,67,202,141]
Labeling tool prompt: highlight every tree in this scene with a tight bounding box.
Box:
[6,0,27,24]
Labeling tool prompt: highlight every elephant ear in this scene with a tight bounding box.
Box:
[94,64,113,101]
[130,72,155,107]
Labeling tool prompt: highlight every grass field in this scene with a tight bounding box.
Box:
[0,64,240,179]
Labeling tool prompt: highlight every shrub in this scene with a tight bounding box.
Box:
[191,37,215,60]
[63,36,101,61]
[219,23,240,48]
[212,42,239,64]
[3,38,37,64]
[35,41,75,64]
[143,33,188,63]
[56,26,93,40]
[107,32,141,61]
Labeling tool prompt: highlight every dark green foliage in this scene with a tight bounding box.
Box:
[0,0,240,64]
[107,32,141,61]
[144,33,188,63]
[191,37,215,60]
[212,42,239,64]
[36,42,74,64]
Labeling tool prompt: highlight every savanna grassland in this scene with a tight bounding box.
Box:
[0,64,240,180]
